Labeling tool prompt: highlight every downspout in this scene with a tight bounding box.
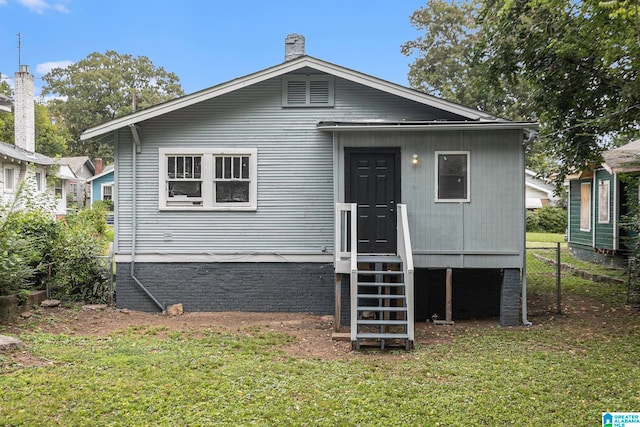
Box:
[129,124,165,312]
[521,129,535,326]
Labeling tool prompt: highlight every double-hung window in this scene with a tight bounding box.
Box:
[159,148,257,210]
[102,183,114,201]
[435,151,470,202]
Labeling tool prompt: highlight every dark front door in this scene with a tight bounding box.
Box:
[345,148,400,254]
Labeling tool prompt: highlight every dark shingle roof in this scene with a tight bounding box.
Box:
[0,141,55,165]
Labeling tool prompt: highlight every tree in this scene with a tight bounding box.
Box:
[401,0,552,173]
[34,104,69,158]
[476,0,640,182]
[41,51,185,161]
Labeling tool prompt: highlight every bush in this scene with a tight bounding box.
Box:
[50,208,110,304]
[5,210,58,289]
[537,206,567,233]
[526,207,567,233]
[526,210,540,232]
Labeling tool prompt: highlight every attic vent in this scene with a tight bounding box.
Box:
[282,75,334,107]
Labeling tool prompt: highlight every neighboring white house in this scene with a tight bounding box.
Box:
[0,65,69,216]
[59,156,96,209]
[525,169,558,209]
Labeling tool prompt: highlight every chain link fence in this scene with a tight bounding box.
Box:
[626,257,640,308]
[526,244,562,315]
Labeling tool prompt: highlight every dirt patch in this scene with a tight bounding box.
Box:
[1,293,634,369]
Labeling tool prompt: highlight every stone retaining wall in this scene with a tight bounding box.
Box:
[0,291,47,322]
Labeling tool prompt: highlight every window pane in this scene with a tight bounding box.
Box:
[241,157,249,179]
[35,172,42,191]
[168,181,202,198]
[216,181,249,203]
[167,157,175,179]
[231,157,239,179]
[215,156,222,179]
[194,157,202,179]
[224,157,232,179]
[438,154,467,199]
[5,169,13,190]
[581,183,591,230]
[185,157,193,178]
[176,157,184,178]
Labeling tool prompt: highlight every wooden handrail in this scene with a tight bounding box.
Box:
[397,204,414,343]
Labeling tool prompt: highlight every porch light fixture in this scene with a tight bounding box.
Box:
[412,153,419,166]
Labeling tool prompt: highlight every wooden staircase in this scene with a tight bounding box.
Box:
[335,203,414,351]
[353,255,411,350]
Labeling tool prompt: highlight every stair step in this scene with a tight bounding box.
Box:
[356,333,410,340]
[357,320,408,325]
[357,282,405,287]
[357,294,406,299]
[357,255,402,263]
[358,306,408,312]
[358,270,404,276]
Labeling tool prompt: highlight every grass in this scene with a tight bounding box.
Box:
[1,319,639,426]
[0,232,637,426]
[526,232,565,244]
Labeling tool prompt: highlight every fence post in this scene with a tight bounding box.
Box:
[556,242,562,314]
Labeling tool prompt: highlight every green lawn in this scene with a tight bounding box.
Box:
[0,232,637,426]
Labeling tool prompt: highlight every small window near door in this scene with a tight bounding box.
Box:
[598,179,610,224]
[580,182,591,231]
[435,151,470,202]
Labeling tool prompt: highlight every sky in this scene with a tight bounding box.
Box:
[0,0,426,99]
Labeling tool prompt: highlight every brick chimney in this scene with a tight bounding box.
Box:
[14,65,35,153]
[94,158,103,175]
[284,34,305,61]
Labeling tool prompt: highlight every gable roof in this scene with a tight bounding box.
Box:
[81,55,500,141]
[0,141,55,165]
[602,139,640,173]
[59,156,95,175]
[86,164,114,182]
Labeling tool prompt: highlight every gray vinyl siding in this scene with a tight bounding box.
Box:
[337,130,524,269]
[115,76,455,255]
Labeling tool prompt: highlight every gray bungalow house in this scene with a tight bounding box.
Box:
[82,36,536,349]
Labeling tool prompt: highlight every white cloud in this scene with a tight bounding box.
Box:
[36,60,73,75]
[0,0,8,6]
[18,0,69,14]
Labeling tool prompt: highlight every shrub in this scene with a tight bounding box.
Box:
[536,206,567,233]
[50,208,110,303]
[5,210,58,289]
[526,210,540,232]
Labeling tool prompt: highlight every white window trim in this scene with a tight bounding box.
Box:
[282,75,335,107]
[4,166,16,193]
[159,147,257,211]
[35,171,43,192]
[580,182,592,232]
[434,151,470,203]
[598,179,610,224]
[101,182,114,201]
